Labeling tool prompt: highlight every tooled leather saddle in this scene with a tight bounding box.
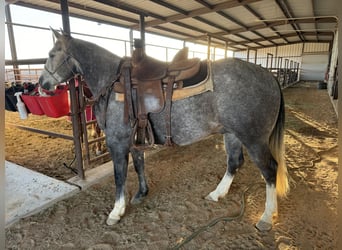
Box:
[113,39,203,149]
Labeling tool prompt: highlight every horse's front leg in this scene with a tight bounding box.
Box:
[130,148,148,204]
[106,144,130,226]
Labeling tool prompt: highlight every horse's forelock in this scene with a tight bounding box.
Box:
[54,35,73,54]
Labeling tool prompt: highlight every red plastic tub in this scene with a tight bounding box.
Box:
[37,86,70,118]
[21,93,45,115]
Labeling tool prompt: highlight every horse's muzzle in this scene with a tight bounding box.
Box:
[38,74,53,91]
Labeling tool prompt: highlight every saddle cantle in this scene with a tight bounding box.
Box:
[114,39,207,149]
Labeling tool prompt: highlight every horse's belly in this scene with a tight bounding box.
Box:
[169,96,221,146]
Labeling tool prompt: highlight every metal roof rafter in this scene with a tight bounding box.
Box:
[193,0,277,48]
[193,17,336,40]
[130,0,262,28]
[147,0,263,50]
[242,4,289,43]
[7,0,337,52]
[275,0,305,42]
[311,0,319,42]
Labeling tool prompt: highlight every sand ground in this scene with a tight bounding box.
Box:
[5,81,338,249]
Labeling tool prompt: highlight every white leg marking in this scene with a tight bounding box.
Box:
[256,184,277,231]
[206,172,234,202]
[107,195,126,225]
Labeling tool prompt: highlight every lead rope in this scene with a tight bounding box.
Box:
[170,182,264,250]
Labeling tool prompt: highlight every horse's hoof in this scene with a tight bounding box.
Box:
[255,220,272,231]
[106,216,120,226]
[131,191,148,205]
[205,193,218,202]
[131,196,144,205]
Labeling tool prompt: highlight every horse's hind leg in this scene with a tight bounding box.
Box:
[130,148,149,204]
[246,142,278,231]
[206,133,244,201]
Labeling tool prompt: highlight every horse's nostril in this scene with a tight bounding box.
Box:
[41,82,51,91]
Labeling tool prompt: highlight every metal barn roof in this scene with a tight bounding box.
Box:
[6,0,338,51]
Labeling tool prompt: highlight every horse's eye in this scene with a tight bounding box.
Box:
[49,51,55,58]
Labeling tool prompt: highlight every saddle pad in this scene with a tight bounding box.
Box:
[115,61,213,102]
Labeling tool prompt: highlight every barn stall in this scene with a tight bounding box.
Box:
[4,0,338,249]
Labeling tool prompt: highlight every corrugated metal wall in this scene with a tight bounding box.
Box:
[301,43,330,81]
[233,42,331,81]
[255,47,277,67]
[328,32,338,78]
[234,43,304,68]
[231,37,337,110]
[303,43,330,53]
[276,44,302,67]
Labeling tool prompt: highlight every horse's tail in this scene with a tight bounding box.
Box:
[269,90,289,197]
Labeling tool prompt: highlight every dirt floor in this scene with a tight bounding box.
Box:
[5,81,338,249]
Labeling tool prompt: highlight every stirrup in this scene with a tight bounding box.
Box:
[130,120,155,150]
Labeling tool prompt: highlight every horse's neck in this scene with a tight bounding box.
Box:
[71,40,121,97]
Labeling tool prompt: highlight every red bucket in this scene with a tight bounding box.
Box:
[37,86,70,118]
[21,94,45,115]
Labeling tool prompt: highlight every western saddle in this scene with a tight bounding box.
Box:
[114,39,201,149]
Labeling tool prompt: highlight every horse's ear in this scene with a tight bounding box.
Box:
[60,29,67,36]
[50,27,62,40]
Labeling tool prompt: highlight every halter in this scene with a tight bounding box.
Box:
[43,53,79,84]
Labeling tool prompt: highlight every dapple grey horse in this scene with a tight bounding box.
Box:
[39,30,288,231]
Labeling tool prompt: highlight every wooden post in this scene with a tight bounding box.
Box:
[68,77,85,179]
[60,0,85,179]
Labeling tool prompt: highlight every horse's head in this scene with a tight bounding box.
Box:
[39,29,82,91]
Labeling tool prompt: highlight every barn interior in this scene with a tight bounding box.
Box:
[3,0,340,248]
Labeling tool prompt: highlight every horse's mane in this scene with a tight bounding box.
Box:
[69,36,121,62]
[64,36,122,98]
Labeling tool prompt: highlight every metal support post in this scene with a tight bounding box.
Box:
[207,35,211,60]
[129,29,134,55]
[60,0,71,35]
[247,48,250,62]
[225,42,228,59]
[5,5,20,82]
[139,14,145,51]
